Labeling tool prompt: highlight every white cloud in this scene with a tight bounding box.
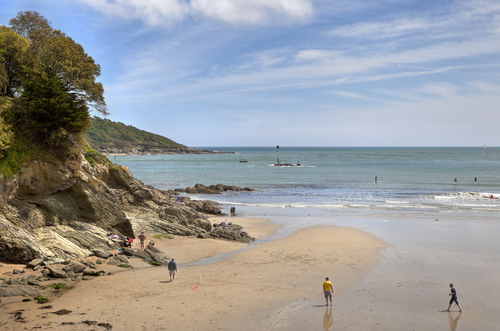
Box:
[296,49,337,60]
[77,0,313,26]
[330,90,367,99]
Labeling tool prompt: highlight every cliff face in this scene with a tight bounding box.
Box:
[0,154,214,264]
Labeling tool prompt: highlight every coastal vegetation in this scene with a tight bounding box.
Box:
[85,116,189,151]
[0,11,106,177]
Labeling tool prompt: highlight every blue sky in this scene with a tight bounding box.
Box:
[2,0,500,146]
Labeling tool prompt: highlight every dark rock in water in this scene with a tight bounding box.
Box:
[63,261,86,273]
[13,269,21,274]
[93,250,112,259]
[144,246,170,264]
[48,267,66,278]
[27,258,44,268]
[182,183,254,194]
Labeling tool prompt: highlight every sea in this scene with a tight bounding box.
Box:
[112,147,500,216]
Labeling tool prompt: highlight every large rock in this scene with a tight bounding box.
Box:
[63,261,86,273]
[0,284,43,297]
[48,267,66,278]
[27,258,44,268]
[211,224,255,243]
[144,246,170,265]
[132,249,152,260]
[92,249,112,259]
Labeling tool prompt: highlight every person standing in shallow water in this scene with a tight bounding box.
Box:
[446,283,463,312]
[323,277,333,306]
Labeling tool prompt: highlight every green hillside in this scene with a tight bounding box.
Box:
[85,117,189,151]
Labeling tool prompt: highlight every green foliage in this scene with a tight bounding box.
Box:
[0,25,30,97]
[13,64,90,139]
[153,234,174,239]
[148,261,162,266]
[0,134,51,177]
[0,97,14,156]
[117,264,133,268]
[9,11,107,114]
[85,117,189,151]
[34,294,49,303]
[46,282,68,290]
[85,155,95,166]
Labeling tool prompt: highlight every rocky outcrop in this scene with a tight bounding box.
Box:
[0,150,226,264]
[175,183,254,194]
[211,223,255,243]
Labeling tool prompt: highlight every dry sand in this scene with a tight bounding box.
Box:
[0,218,386,330]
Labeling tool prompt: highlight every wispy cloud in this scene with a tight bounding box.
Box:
[77,0,313,26]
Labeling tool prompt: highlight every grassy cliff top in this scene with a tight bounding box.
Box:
[85,117,189,151]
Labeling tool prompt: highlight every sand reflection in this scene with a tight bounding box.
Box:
[447,312,461,331]
[323,306,333,330]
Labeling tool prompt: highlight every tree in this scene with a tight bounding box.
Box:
[0,26,30,97]
[15,63,90,140]
[9,11,108,115]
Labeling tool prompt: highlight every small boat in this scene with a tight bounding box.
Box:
[239,154,248,163]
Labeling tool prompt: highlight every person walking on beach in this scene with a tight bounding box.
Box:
[168,257,177,282]
[446,283,463,312]
[323,277,333,306]
[138,232,146,250]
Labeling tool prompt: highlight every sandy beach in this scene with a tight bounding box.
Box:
[0,216,386,330]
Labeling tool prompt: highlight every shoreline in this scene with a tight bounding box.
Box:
[0,217,386,330]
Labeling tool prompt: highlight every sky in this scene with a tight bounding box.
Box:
[2,0,500,147]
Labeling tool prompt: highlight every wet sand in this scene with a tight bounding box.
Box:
[0,218,386,330]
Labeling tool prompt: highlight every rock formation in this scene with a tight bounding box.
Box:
[0,152,223,264]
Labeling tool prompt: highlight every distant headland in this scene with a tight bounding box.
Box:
[85,117,234,155]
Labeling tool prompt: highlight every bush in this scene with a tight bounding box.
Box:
[46,283,68,290]
[34,294,49,303]
[117,264,133,268]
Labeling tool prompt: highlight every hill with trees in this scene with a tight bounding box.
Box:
[85,117,191,153]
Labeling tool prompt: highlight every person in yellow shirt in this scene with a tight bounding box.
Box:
[323,277,333,306]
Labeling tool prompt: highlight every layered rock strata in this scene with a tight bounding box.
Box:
[0,153,219,264]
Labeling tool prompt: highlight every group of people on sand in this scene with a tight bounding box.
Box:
[323,277,463,313]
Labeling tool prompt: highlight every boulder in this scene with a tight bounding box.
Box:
[92,250,112,259]
[63,261,86,273]
[27,258,44,268]
[48,267,66,278]
[132,250,152,260]
[0,284,43,297]
[211,224,255,243]
[5,277,27,285]
[197,233,211,239]
[12,269,21,274]
[144,246,170,265]
[81,261,98,269]
[33,265,41,271]
[121,248,135,256]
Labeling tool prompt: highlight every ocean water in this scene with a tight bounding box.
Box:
[112,147,500,214]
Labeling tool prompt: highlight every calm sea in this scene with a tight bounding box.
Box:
[112,147,500,214]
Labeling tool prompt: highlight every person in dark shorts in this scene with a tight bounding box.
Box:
[446,283,463,312]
